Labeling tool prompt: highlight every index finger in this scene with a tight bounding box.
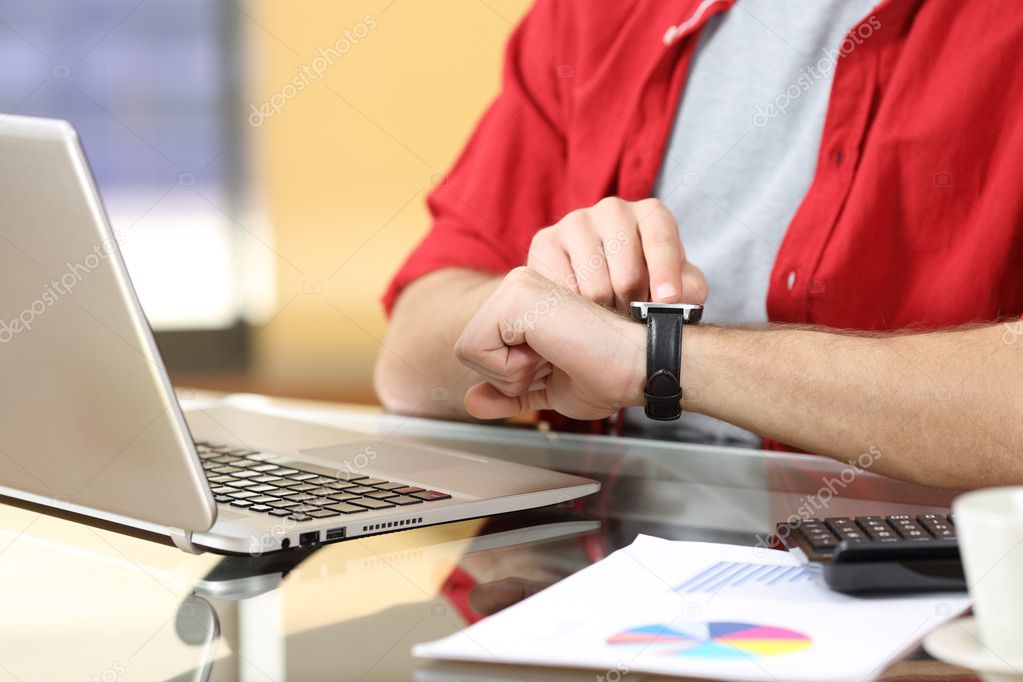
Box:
[633,200,685,303]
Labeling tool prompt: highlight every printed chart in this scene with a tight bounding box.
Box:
[608,622,812,659]
[674,560,823,597]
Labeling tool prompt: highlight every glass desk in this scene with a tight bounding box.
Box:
[0,394,977,681]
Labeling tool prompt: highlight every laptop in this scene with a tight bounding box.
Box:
[0,114,599,555]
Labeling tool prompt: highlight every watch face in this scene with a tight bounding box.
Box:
[629,301,704,324]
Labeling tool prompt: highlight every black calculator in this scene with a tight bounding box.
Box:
[775,513,966,593]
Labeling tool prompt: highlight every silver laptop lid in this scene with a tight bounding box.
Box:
[0,115,215,532]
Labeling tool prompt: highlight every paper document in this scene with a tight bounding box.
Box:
[414,536,970,682]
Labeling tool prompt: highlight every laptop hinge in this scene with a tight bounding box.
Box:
[169,528,202,555]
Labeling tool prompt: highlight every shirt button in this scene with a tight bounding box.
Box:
[786,271,797,291]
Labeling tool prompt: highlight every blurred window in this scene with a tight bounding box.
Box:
[0,1,268,330]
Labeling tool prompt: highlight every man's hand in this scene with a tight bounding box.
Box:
[454,267,646,420]
[527,197,707,313]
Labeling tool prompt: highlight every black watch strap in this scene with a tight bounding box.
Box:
[644,310,683,420]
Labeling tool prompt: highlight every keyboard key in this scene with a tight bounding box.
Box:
[252,475,286,484]
[335,472,368,482]
[329,493,359,502]
[249,504,272,513]
[372,482,406,491]
[326,503,367,514]
[345,486,376,495]
[348,497,396,510]
[249,496,279,504]
[268,509,291,517]
[269,500,300,509]
[386,495,424,506]
[211,486,235,495]
[358,478,388,487]
[327,480,357,491]
[309,476,342,486]
[244,453,278,462]
[228,490,259,499]
[286,493,316,502]
[250,464,281,472]
[287,483,318,492]
[232,470,260,479]
[306,487,338,497]
[287,472,318,481]
[287,514,313,522]
[412,490,452,501]
[213,495,231,503]
[231,459,261,468]
[210,455,241,464]
[366,490,398,500]
[208,475,233,484]
[306,497,338,507]
[307,509,340,518]
[229,499,253,508]
[290,504,321,514]
[226,448,259,456]
[247,485,278,493]
[259,486,288,496]
[394,486,425,495]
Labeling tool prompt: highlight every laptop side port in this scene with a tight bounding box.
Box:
[325,527,346,542]
[299,531,320,547]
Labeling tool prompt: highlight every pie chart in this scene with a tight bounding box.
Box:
[607,622,811,659]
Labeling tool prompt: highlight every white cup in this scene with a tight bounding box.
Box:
[953,486,1023,662]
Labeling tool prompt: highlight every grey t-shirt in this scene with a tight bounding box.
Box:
[623,0,876,446]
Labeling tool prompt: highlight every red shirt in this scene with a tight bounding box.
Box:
[384,0,1023,435]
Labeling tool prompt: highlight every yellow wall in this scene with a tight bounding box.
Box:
[246,1,531,402]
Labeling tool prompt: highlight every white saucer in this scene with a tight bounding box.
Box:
[924,616,1023,682]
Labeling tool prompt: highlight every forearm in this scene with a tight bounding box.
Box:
[682,323,1023,488]
[375,268,500,418]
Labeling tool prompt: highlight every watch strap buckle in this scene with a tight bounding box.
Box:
[644,368,683,420]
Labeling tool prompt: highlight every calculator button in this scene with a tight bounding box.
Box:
[887,516,930,540]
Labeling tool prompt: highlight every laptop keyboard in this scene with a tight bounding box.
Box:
[195,441,452,523]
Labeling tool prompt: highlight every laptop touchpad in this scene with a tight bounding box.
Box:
[300,440,480,475]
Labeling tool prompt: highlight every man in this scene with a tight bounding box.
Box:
[376,0,1023,489]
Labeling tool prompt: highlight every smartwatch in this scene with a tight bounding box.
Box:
[629,302,703,421]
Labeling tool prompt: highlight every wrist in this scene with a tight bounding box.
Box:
[679,324,715,415]
[623,319,648,409]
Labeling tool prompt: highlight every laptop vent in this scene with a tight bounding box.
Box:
[362,517,423,533]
